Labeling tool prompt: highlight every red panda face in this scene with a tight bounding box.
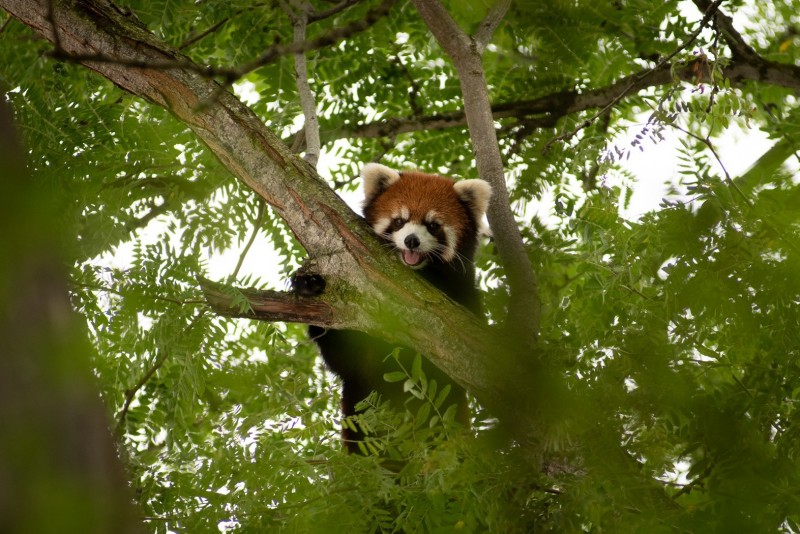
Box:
[360,163,492,269]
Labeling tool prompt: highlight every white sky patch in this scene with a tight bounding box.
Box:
[610,113,775,220]
[660,459,692,488]
[624,377,638,392]
[657,257,678,281]
[232,80,260,106]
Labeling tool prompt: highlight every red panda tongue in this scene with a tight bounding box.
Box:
[402,250,423,266]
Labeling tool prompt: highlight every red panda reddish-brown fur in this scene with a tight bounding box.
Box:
[307,163,492,454]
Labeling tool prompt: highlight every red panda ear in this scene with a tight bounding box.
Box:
[453,179,492,221]
[361,163,401,205]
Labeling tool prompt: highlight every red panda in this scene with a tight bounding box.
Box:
[303,163,492,454]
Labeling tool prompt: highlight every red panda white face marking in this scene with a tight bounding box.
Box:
[360,163,492,270]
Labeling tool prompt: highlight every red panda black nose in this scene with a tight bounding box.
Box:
[404,234,420,250]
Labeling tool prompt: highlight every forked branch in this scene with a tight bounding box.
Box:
[413,0,541,345]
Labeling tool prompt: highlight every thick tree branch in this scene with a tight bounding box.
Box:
[200,277,335,325]
[313,0,800,158]
[196,275,542,444]
[413,0,541,346]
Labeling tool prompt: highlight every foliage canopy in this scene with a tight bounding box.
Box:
[2,0,800,531]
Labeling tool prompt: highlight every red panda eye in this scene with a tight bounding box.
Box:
[426,221,441,232]
[391,217,405,230]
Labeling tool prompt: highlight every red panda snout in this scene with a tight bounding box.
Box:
[390,218,448,268]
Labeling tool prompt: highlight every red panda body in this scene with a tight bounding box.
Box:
[309,163,492,453]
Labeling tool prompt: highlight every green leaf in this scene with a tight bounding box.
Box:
[383,371,407,383]
[434,384,452,409]
[411,353,424,381]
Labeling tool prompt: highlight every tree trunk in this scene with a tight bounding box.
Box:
[0,97,143,533]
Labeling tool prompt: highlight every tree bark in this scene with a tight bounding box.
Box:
[284,0,321,167]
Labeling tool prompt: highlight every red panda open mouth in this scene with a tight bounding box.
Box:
[401,249,425,267]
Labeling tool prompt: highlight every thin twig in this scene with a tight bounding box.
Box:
[46,0,61,50]
[581,110,611,191]
[0,15,12,33]
[72,281,206,306]
[389,46,423,116]
[179,16,230,50]
[125,200,171,232]
[669,122,753,207]
[235,0,397,80]
[115,351,169,434]
[308,0,363,22]
[671,462,713,499]
[230,199,267,281]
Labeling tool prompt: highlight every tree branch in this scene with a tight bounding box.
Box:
[115,350,168,434]
[179,16,230,50]
[71,281,205,307]
[410,0,468,59]
[308,0,363,22]
[319,56,800,143]
[413,0,541,345]
[692,0,759,61]
[546,0,725,148]
[389,45,424,116]
[199,276,335,325]
[473,0,511,52]
[0,94,142,532]
[282,0,322,167]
